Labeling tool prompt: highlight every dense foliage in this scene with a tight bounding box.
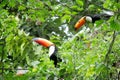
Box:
[0,0,120,80]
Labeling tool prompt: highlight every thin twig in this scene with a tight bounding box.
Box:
[0,68,28,70]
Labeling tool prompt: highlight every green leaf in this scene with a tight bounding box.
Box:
[71,5,83,11]
[115,3,120,8]
[110,19,120,31]
[8,0,16,7]
[95,20,104,27]
[61,15,71,23]
[76,0,83,6]
[85,66,95,77]
[18,5,26,11]
[95,63,105,74]
[88,5,95,9]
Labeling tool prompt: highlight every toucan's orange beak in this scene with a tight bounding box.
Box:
[74,17,86,31]
[33,38,54,47]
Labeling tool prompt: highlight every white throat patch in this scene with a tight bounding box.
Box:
[49,46,55,57]
[86,16,92,22]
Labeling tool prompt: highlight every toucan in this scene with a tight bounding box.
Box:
[33,38,61,67]
[74,12,114,31]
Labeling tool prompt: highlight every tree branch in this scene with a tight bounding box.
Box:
[0,37,5,79]
[104,31,117,62]
[95,31,117,80]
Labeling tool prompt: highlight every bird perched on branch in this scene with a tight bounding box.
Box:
[33,38,61,67]
[74,11,114,31]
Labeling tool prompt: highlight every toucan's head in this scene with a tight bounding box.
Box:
[33,38,61,67]
[33,38,56,56]
[74,16,92,31]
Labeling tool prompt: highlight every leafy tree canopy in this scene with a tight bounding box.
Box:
[0,0,120,80]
